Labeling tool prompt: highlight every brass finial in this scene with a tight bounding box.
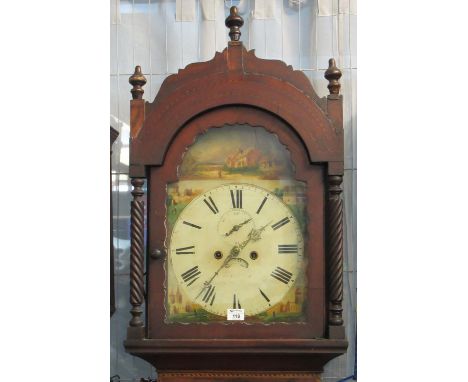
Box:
[225,6,244,42]
[129,66,147,100]
[324,58,342,95]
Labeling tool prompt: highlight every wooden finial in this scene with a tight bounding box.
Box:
[225,6,244,42]
[129,66,147,100]
[324,58,342,95]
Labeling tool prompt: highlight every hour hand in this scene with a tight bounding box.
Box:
[248,220,272,242]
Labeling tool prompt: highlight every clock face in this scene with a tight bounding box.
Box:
[169,183,304,317]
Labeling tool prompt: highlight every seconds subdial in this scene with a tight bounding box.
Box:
[217,209,255,244]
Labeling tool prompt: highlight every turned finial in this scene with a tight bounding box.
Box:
[129,66,147,100]
[225,6,244,42]
[324,58,342,95]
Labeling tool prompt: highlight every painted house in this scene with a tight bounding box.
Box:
[225,148,262,169]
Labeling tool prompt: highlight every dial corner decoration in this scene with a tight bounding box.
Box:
[164,125,308,324]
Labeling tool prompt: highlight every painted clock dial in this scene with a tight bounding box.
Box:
[165,124,308,324]
[169,183,304,317]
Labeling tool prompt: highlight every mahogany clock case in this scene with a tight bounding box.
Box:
[124,9,347,373]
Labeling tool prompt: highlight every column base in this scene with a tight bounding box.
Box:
[328,325,346,339]
[127,326,145,339]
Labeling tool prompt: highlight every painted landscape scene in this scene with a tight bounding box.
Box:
[179,125,294,180]
[166,282,307,324]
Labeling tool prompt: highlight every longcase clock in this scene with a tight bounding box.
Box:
[124,7,348,381]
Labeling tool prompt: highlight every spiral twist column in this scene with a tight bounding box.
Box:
[129,178,145,337]
[327,175,344,328]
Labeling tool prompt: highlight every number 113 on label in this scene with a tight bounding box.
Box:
[227,309,244,320]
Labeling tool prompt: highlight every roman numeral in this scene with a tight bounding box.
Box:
[181,266,201,285]
[175,245,195,255]
[202,284,216,304]
[278,244,298,254]
[210,293,216,306]
[259,289,271,304]
[183,220,201,229]
[233,294,241,309]
[230,189,242,209]
[271,217,290,230]
[256,196,268,214]
[271,266,293,284]
[203,196,219,214]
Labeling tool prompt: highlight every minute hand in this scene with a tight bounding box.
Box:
[196,240,243,298]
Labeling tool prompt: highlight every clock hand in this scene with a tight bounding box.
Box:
[195,245,240,299]
[196,222,271,299]
[224,218,252,237]
[241,220,272,246]
[224,221,271,262]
